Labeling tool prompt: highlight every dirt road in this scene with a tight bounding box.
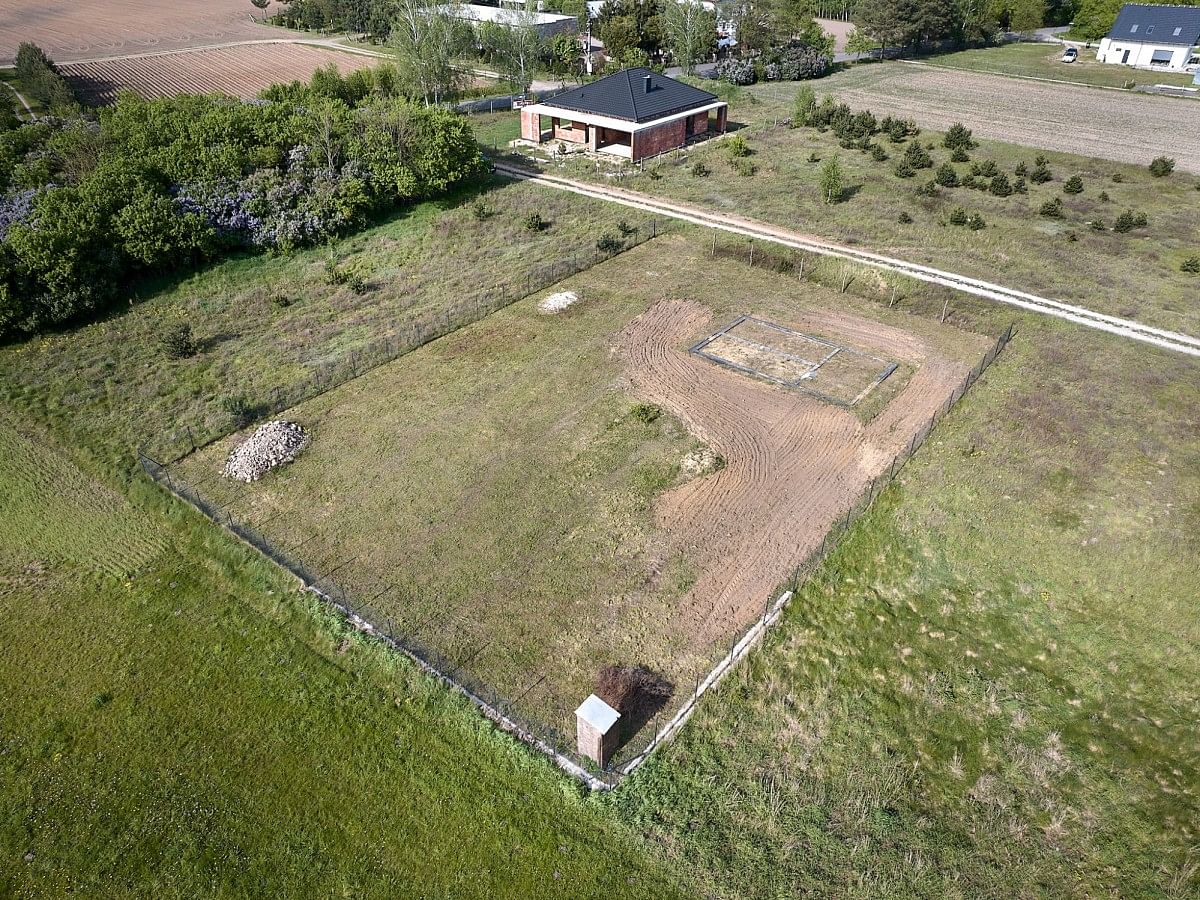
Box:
[496,163,1200,358]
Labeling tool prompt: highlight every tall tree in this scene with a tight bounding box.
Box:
[480,11,545,94]
[661,1,718,73]
[389,0,471,104]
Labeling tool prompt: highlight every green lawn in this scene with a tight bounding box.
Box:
[0,412,690,899]
[0,68,42,120]
[924,41,1197,90]
[545,107,1200,336]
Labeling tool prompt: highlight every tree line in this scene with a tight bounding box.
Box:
[0,54,482,340]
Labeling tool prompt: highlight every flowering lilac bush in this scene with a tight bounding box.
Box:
[0,188,43,242]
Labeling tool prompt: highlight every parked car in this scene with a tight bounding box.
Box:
[1062,47,1079,63]
[1185,55,1199,74]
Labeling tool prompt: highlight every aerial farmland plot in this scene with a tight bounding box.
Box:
[60,43,378,104]
[0,0,274,65]
[170,232,990,763]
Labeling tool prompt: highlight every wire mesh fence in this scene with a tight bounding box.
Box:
[151,217,675,465]
[139,294,1015,789]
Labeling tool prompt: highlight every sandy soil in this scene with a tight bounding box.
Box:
[816,17,854,53]
[61,44,377,104]
[618,298,977,646]
[818,64,1200,173]
[0,0,275,65]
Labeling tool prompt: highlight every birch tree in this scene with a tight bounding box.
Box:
[661,0,718,74]
[390,0,471,105]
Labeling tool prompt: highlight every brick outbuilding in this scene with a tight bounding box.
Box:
[518,67,728,163]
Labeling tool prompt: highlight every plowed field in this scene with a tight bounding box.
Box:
[0,0,274,65]
[61,44,376,104]
[756,63,1200,172]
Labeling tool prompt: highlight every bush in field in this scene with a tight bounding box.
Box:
[731,156,756,176]
[1181,255,1200,274]
[1089,218,1106,231]
[883,117,910,143]
[959,173,979,189]
[691,160,710,177]
[966,212,986,230]
[916,179,939,197]
[1113,209,1147,232]
[631,403,661,424]
[161,322,198,359]
[1148,156,1175,177]
[715,58,756,85]
[972,160,998,178]
[898,211,912,223]
[820,156,845,203]
[616,220,637,237]
[870,144,888,161]
[596,233,623,254]
[792,85,818,126]
[1030,154,1053,183]
[989,173,1012,197]
[1039,197,1064,218]
[950,146,970,163]
[893,159,915,178]
[943,123,975,151]
[222,395,253,429]
[1111,172,1124,183]
[1014,161,1028,177]
[1013,177,1027,194]
[471,198,492,221]
[949,207,968,225]
[15,42,79,113]
[523,211,548,231]
[726,134,750,158]
[903,142,933,169]
[1063,175,1084,194]
[934,162,958,187]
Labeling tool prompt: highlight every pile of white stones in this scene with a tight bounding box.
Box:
[222,420,309,482]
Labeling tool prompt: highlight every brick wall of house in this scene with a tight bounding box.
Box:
[552,120,588,143]
[632,119,686,162]
[692,111,709,135]
[520,108,541,142]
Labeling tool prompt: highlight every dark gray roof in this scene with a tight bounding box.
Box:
[1107,4,1200,45]
[544,68,718,123]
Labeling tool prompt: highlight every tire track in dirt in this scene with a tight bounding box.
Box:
[618,298,975,646]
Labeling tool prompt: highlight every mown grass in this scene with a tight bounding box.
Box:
[608,281,1200,896]
[0,68,43,119]
[0,176,659,467]
[0,412,691,899]
[924,41,1197,90]
[169,231,983,753]
[547,106,1200,335]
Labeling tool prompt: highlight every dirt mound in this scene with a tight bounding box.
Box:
[222,421,309,482]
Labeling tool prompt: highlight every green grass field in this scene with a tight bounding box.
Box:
[167,231,982,758]
[535,106,1200,336]
[0,176,658,464]
[924,41,1197,90]
[0,412,691,898]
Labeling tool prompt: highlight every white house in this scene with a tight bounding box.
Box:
[1096,4,1200,72]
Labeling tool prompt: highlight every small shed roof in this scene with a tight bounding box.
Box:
[546,67,719,124]
[575,694,621,732]
[1107,4,1200,45]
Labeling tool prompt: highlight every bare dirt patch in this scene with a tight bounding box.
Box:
[61,44,375,104]
[0,0,275,66]
[797,63,1200,173]
[618,298,978,646]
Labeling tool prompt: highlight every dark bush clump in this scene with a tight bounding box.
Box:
[893,159,915,178]
[1063,175,1084,194]
[523,211,548,231]
[967,212,986,230]
[949,207,968,226]
[1112,209,1147,232]
[1181,255,1200,274]
[916,179,939,197]
[1013,177,1027,194]
[161,322,198,359]
[1098,190,1110,202]
[1039,197,1064,218]
[903,142,933,169]
[1014,161,1028,177]
[731,157,756,176]
[935,162,958,187]
[222,395,253,429]
[870,144,889,161]
[596,233,623,254]
[616,220,637,237]
[1148,156,1175,177]
[691,160,711,177]
[989,173,1012,197]
[898,211,913,223]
